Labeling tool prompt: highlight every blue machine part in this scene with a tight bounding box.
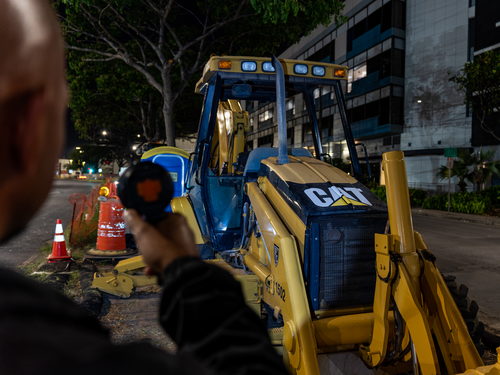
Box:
[141,146,191,211]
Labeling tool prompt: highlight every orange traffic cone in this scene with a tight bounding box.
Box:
[87,197,129,256]
[48,219,71,263]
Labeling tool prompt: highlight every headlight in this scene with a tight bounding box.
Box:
[262,61,275,72]
[294,64,308,75]
[312,66,326,76]
[241,61,257,72]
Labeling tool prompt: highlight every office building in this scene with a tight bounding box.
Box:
[247,0,499,190]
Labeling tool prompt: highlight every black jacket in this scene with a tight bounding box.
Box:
[0,257,288,374]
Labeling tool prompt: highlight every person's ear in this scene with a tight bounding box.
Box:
[10,89,46,176]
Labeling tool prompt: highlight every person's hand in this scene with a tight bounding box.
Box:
[124,209,198,275]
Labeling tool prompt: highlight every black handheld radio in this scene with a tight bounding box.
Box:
[117,161,174,224]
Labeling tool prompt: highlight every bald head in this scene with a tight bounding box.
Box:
[0,0,67,243]
[0,0,64,101]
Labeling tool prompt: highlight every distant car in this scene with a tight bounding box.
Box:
[77,175,88,180]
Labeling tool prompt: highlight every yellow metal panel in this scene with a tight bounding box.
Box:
[420,257,483,371]
[195,56,348,93]
[458,349,500,375]
[216,102,230,175]
[314,312,382,348]
[246,182,319,375]
[261,156,357,185]
[243,252,271,283]
[393,264,439,375]
[359,233,396,367]
[229,106,248,174]
[91,272,134,298]
[382,151,421,288]
[313,305,373,319]
[258,177,306,258]
[171,196,204,244]
[114,255,146,272]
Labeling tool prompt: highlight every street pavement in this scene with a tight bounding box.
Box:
[413,212,500,332]
[0,179,96,269]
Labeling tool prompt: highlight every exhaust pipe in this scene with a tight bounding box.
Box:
[272,56,289,165]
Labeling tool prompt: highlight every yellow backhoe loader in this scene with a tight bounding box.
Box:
[96,56,500,375]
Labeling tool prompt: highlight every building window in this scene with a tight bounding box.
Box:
[287,128,295,146]
[307,40,335,63]
[383,135,401,147]
[286,98,296,117]
[258,134,273,147]
[258,110,273,122]
[320,115,333,139]
[347,0,406,53]
[302,125,313,146]
[353,63,367,81]
[347,89,404,127]
[347,63,367,93]
[366,48,404,79]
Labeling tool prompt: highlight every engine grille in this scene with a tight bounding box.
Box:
[309,213,387,311]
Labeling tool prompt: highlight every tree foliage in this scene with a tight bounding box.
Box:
[438,149,500,192]
[450,50,500,141]
[57,0,345,147]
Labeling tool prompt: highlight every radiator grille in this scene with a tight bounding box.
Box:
[315,214,387,310]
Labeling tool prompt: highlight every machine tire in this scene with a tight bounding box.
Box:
[443,274,485,355]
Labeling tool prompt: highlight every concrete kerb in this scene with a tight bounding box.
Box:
[412,208,500,227]
[36,260,104,317]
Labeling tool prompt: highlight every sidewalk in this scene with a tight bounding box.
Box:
[413,208,500,227]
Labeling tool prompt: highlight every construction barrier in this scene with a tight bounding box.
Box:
[68,187,100,248]
[90,197,127,254]
[68,179,118,248]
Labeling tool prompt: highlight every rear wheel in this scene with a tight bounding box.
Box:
[443,275,485,355]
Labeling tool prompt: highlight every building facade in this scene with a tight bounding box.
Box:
[247,0,499,191]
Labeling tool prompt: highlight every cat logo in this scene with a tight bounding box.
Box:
[304,185,372,207]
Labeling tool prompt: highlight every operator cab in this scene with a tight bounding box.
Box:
[188,56,365,257]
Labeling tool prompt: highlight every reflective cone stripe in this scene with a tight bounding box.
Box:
[48,219,71,263]
[54,235,65,242]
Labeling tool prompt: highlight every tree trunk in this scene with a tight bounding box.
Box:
[161,73,175,146]
[162,99,175,146]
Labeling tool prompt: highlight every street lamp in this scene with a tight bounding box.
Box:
[102,130,108,136]
[136,134,141,138]
[132,145,138,151]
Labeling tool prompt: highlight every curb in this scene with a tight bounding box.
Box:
[412,208,500,227]
[36,261,104,318]
[78,262,104,318]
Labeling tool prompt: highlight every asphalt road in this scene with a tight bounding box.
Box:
[413,214,500,331]
[2,181,499,331]
[0,179,96,269]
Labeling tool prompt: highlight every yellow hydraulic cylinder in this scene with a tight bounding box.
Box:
[381,151,421,288]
